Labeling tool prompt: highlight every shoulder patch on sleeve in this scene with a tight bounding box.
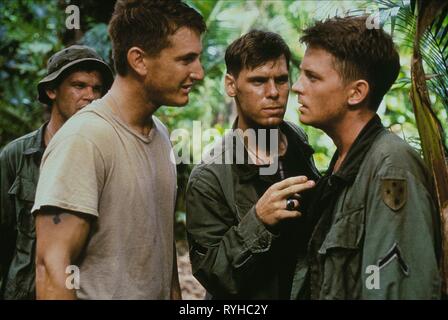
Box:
[381,178,407,211]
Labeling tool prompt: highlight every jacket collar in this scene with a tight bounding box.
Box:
[228,118,315,182]
[328,114,385,185]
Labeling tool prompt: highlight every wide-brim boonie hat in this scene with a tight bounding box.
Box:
[37,45,114,104]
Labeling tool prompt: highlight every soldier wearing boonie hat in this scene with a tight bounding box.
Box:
[37,45,113,105]
[0,45,113,300]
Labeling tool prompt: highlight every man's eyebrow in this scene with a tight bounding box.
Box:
[247,76,268,82]
[303,68,321,78]
[71,80,87,85]
[176,51,201,60]
[275,74,289,80]
[70,80,103,87]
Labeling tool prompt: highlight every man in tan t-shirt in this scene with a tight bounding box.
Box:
[32,0,205,299]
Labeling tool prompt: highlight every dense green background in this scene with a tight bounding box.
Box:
[1,0,447,237]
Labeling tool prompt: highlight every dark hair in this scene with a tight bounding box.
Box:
[300,16,400,111]
[225,30,291,77]
[108,0,206,76]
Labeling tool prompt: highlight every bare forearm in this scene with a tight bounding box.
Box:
[35,210,91,300]
[36,257,77,300]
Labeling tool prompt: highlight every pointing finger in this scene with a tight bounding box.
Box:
[279,180,315,198]
[274,176,308,190]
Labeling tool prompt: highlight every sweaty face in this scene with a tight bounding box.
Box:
[229,56,289,130]
[292,47,350,130]
[144,27,204,107]
[48,70,104,121]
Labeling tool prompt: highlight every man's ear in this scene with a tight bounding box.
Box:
[225,73,237,97]
[45,87,57,101]
[347,80,369,106]
[127,47,148,77]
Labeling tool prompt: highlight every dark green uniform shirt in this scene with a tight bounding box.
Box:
[186,121,320,299]
[292,116,441,300]
[0,124,46,299]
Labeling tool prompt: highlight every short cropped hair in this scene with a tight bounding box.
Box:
[108,0,206,75]
[225,30,291,77]
[300,16,400,110]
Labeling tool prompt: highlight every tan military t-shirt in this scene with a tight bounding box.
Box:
[32,94,177,299]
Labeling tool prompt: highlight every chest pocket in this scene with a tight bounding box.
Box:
[317,206,365,299]
[8,176,37,239]
[318,207,364,253]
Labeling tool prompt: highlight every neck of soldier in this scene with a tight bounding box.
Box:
[109,75,157,135]
[44,104,65,147]
[327,109,375,173]
[236,116,283,160]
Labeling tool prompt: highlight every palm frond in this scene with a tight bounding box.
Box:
[188,0,220,24]
[424,12,448,112]
[372,1,448,127]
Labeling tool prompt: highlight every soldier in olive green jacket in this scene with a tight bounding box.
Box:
[0,45,112,299]
[186,31,320,299]
[290,16,441,299]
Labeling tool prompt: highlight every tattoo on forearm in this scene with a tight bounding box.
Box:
[53,214,61,225]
